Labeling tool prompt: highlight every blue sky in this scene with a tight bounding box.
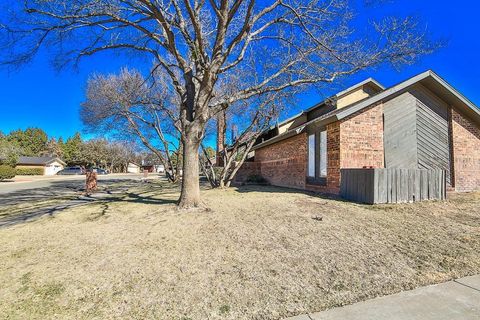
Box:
[0,0,479,140]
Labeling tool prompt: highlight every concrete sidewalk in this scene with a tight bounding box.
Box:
[286,275,480,320]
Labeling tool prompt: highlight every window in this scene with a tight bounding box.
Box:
[308,134,315,177]
[319,130,327,177]
[307,130,327,185]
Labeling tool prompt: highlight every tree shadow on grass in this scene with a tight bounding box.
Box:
[0,178,142,206]
[230,183,364,206]
[102,192,178,206]
[0,178,178,228]
[87,192,178,221]
[233,184,342,200]
[0,178,178,205]
[0,198,97,228]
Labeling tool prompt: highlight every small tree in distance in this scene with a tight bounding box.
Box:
[1,0,439,208]
[62,133,84,166]
[0,135,20,167]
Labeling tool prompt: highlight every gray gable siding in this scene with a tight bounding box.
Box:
[383,91,418,169]
[411,85,451,184]
[383,84,451,184]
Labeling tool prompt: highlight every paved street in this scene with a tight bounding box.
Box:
[0,173,150,205]
[286,275,480,320]
[0,173,165,228]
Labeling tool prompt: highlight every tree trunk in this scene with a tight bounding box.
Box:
[216,110,226,167]
[178,138,201,208]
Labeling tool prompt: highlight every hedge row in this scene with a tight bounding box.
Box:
[15,168,44,176]
[0,165,16,180]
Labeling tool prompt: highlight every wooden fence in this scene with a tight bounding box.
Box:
[340,168,447,204]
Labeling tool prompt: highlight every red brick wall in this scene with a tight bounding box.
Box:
[309,103,385,193]
[305,122,341,194]
[254,133,307,189]
[235,100,480,195]
[232,162,261,184]
[327,122,341,192]
[237,104,385,194]
[451,109,480,192]
[340,103,385,169]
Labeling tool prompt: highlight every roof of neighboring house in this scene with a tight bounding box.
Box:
[17,156,66,166]
[253,70,480,150]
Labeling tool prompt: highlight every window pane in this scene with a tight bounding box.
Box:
[308,134,315,177]
[319,130,327,177]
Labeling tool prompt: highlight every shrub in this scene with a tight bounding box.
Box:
[0,165,16,181]
[246,174,268,184]
[15,167,44,176]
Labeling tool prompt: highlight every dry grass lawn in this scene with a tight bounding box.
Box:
[1,181,479,320]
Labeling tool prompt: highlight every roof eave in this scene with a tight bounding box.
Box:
[252,130,299,151]
[335,71,432,121]
[252,114,340,150]
[333,70,480,123]
[335,77,385,99]
[253,70,480,151]
[428,71,480,123]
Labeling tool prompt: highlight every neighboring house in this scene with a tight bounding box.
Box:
[155,165,165,173]
[16,156,66,175]
[141,165,165,173]
[141,161,165,173]
[235,70,480,193]
[127,162,141,174]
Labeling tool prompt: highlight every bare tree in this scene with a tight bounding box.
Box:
[1,0,438,208]
[105,141,141,173]
[81,139,109,168]
[81,69,181,182]
[40,137,64,158]
[202,92,283,188]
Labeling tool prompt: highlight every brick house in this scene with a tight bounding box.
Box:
[235,70,480,193]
